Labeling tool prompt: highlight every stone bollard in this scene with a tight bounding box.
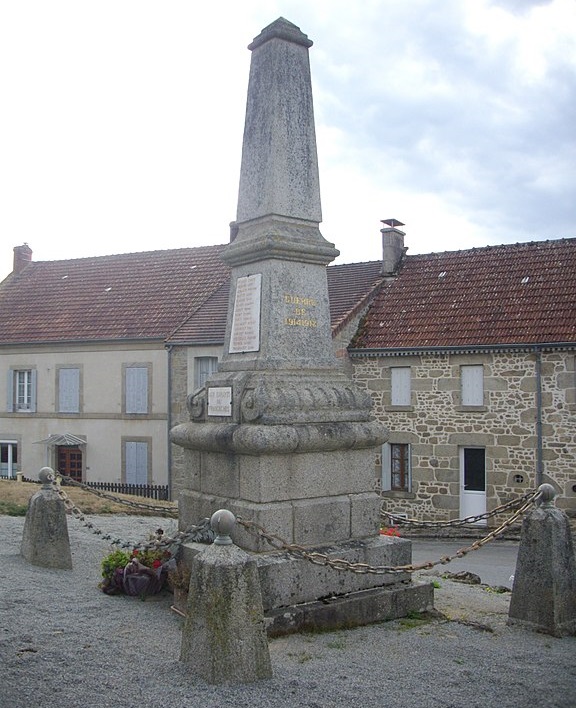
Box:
[508,483,576,636]
[20,467,73,570]
[180,509,272,683]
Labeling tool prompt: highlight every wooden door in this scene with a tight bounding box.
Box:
[57,446,83,482]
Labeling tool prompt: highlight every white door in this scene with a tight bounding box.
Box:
[459,447,487,525]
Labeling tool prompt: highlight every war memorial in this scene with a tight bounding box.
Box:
[170,17,433,633]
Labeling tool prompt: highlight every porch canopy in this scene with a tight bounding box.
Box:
[34,434,86,446]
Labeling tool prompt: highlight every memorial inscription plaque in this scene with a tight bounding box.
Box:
[229,274,262,353]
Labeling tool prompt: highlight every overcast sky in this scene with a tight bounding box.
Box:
[1,0,574,282]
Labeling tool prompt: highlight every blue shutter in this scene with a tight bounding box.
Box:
[59,368,80,413]
[125,441,148,484]
[381,443,392,491]
[125,367,148,414]
[29,369,37,413]
[6,370,14,412]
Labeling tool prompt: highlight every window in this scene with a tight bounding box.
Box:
[7,369,37,412]
[194,356,219,390]
[124,440,149,485]
[461,365,484,406]
[58,367,80,413]
[390,366,411,406]
[382,442,411,492]
[0,441,18,478]
[124,365,150,414]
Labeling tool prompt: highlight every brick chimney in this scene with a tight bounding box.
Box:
[380,220,406,276]
[13,244,33,274]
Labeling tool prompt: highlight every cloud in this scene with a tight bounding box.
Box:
[0,0,574,281]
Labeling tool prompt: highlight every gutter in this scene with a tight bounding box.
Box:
[348,342,576,357]
[166,344,173,500]
[534,346,544,487]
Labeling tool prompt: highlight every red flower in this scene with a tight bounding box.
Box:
[152,559,162,569]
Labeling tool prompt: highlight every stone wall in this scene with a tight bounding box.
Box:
[352,350,576,521]
[169,345,189,498]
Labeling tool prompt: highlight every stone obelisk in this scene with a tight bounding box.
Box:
[172,18,432,629]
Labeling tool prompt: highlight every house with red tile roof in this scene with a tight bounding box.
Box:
[3,233,574,517]
[0,244,383,491]
[349,228,576,520]
[0,244,230,487]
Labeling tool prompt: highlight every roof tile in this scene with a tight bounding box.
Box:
[351,238,576,350]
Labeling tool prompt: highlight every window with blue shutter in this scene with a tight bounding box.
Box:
[58,368,80,413]
[125,441,148,485]
[125,366,149,414]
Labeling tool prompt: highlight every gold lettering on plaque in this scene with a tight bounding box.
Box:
[283,293,319,328]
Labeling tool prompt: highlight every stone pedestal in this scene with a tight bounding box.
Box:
[21,467,72,570]
[180,512,272,683]
[508,485,576,636]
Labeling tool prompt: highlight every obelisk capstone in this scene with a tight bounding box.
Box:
[172,18,433,626]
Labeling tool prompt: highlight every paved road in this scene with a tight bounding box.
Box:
[410,538,519,587]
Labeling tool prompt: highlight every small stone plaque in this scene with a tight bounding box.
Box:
[229,274,261,353]
[208,387,232,417]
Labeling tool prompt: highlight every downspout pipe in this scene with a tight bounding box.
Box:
[166,344,173,500]
[535,346,544,487]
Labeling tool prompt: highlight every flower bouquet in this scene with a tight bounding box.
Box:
[100,543,174,597]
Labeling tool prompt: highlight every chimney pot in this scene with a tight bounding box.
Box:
[380,221,405,276]
[13,244,33,274]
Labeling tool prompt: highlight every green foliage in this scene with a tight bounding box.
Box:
[101,549,131,580]
[432,579,442,589]
[0,500,28,516]
[397,611,432,630]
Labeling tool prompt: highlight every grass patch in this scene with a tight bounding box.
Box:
[397,611,434,630]
[0,499,28,516]
[0,479,176,516]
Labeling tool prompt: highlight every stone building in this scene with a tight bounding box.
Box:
[2,233,574,517]
[349,229,576,521]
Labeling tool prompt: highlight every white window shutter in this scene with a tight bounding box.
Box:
[461,365,483,406]
[381,443,392,491]
[391,367,411,406]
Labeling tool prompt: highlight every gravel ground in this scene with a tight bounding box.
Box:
[1,513,575,708]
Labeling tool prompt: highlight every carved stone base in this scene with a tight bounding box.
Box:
[177,536,434,636]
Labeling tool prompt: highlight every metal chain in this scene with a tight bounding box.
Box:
[59,476,178,517]
[56,485,206,553]
[55,479,538,575]
[381,489,537,528]
[237,493,536,575]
